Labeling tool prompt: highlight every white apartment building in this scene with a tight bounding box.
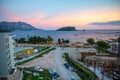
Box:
[0,33,15,79]
[109,42,120,54]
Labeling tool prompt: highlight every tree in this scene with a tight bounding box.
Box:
[15,39,18,42]
[62,38,64,43]
[24,36,53,44]
[87,38,95,45]
[28,36,36,44]
[58,38,70,44]
[63,39,70,43]
[66,39,70,43]
[58,38,61,44]
[96,40,108,49]
[41,37,47,43]
[18,38,26,43]
[28,36,47,44]
[47,35,53,42]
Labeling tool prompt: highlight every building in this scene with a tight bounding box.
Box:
[109,42,119,54]
[74,42,84,46]
[0,33,16,79]
[80,52,96,58]
[108,36,120,54]
[118,36,120,54]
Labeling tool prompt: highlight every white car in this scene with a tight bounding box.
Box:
[71,76,75,80]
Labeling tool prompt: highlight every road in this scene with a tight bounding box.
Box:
[20,47,80,80]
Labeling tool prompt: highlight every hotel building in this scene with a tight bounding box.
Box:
[0,33,16,80]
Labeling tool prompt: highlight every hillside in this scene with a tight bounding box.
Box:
[0,21,37,31]
[57,26,77,31]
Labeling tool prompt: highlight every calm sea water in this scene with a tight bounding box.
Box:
[9,30,120,43]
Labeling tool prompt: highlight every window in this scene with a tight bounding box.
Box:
[5,38,8,43]
[6,44,9,49]
[7,57,9,61]
[7,50,9,55]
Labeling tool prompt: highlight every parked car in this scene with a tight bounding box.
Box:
[71,68,76,72]
[48,67,60,79]
[33,66,44,72]
[52,72,60,79]
[71,76,75,80]
[64,63,71,69]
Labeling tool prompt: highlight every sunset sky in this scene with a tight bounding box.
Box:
[0,0,120,30]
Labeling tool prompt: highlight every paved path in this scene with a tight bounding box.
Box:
[20,47,80,80]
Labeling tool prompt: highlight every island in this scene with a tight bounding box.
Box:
[57,26,77,31]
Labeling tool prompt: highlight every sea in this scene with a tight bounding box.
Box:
[8,29,120,43]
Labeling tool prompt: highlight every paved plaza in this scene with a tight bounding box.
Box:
[20,47,81,80]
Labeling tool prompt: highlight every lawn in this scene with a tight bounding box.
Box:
[23,68,51,80]
[64,53,98,80]
[40,46,50,51]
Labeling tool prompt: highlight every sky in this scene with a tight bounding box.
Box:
[0,0,120,30]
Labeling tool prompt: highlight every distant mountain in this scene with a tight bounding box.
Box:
[57,26,77,31]
[0,21,37,31]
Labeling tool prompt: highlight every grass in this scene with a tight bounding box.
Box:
[95,47,107,53]
[40,47,50,51]
[95,46,110,55]
[23,68,51,80]
[35,47,55,58]
[64,53,98,80]
[16,47,55,65]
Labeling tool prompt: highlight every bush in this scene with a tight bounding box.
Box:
[96,40,108,49]
[87,38,95,45]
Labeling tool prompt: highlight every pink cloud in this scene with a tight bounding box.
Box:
[0,7,120,30]
[38,8,120,29]
[0,7,45,28]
